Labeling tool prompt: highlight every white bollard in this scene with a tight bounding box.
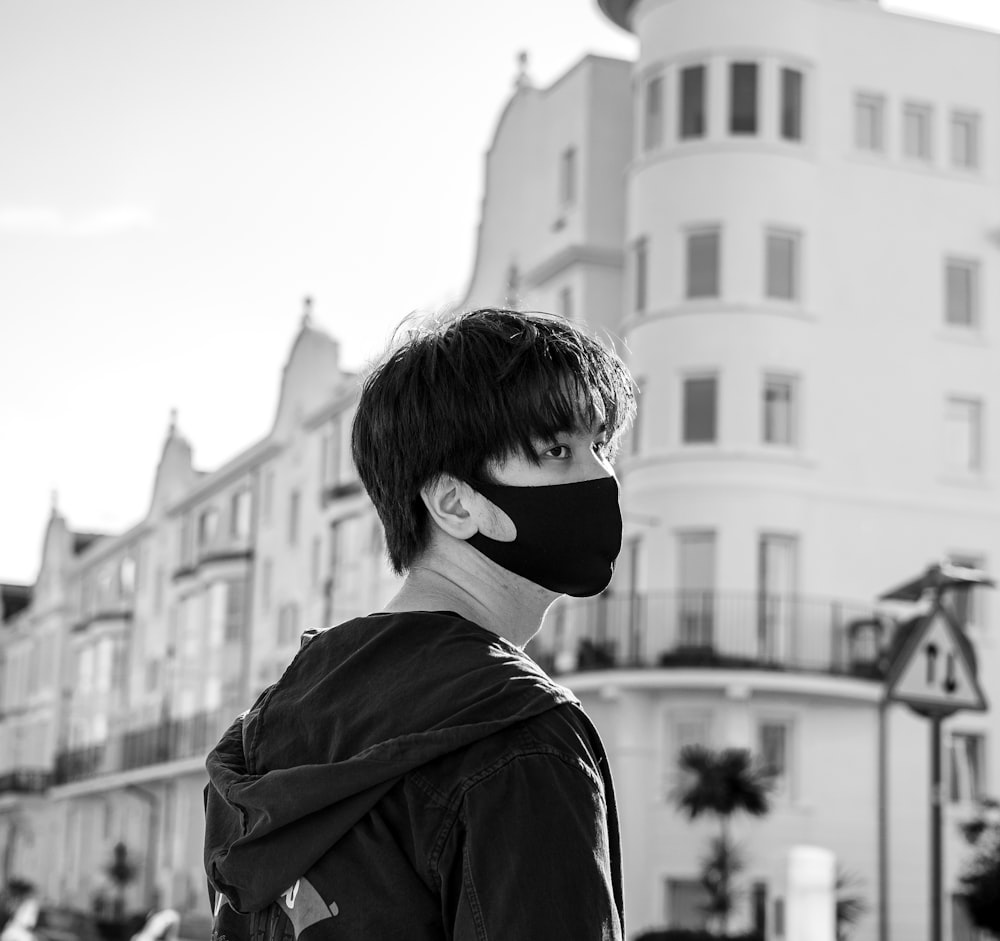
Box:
[786,845,836,941]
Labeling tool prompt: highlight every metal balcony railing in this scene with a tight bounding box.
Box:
[531,590,888,680]
[54,708,233,785]
[0,769,52,794]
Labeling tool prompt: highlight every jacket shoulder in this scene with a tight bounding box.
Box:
[410,701,606,807]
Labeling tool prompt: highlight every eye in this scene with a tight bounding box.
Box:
[592,438,610,458]
[543,444,572,460]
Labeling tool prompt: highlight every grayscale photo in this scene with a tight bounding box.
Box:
[2,1,999,940]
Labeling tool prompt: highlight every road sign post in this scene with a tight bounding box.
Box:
[882,565,991,941]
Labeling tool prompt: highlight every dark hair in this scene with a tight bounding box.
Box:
[352,308,636,573]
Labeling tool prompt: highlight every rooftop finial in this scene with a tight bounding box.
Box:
[50,489,58,515]
[515,50,531,89]
[168,408,178,436]
[302,296,313,327]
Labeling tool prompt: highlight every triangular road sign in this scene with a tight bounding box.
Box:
[887,610,988,714]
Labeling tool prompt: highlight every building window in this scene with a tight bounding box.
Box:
[262,470,274,525]
[944,397,983,473]
[730,62,759,135]
[758,534,799,661]
[322,410,358,493]
[945,258,979,328]
[278,603,300,647]
[633,237,648,314]
[686,228,720,299]
[855,93,885,152]
[758,720,793,798]
[947,553,986,629]
[665,879,710,930]
[763,375,798,446]
[672,712,713,758]
[223,578,247,643]
[230,489,252,539]
[119,556,136,597]
[154,566,164,613]
[780,67,803,141]
[643,74,664,151]
[207,581,228,648]
[559,146,577,208]
[288,489,301,547]
[680,64,707,140]
[766,229,800,301]
[903,102,933,161]
[682,375,717,443]
[677,532,716,647]
[951,111,980,170]
[949,731,985,803]
[179,515,194,567]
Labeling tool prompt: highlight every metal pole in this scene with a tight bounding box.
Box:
[930,715,943,941]
[878,698,889,941]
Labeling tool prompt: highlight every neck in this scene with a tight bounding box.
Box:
[381,543,556,648]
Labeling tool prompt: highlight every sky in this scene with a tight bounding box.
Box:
[1,0,999,585]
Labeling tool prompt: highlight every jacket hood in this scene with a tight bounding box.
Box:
[204,611,576,912]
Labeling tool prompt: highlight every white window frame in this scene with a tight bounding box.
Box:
[855,92,886,153]
[763,373,799,447]
[685,226,722,300]
[559,146,577,208]
[664,707,715,799]
[681,372,719,444]
[944,257,979,329]
[729,61,759,136]
[633,236,648,314]
[780,66,804,142]
[950,111,980,170]
[643,74,665,152]
[944,396,984,475]
[903,101,933,161]
[679,63,707,140]
[757,716,796,802]
[765,229,801,302]
[946,552,987,630]
[948,730,986,804]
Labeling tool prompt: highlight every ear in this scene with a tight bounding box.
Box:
[419,475,480,540]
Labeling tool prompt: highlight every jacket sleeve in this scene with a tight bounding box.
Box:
[442,751,624,941]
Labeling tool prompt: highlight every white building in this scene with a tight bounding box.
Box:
[2,2,999,939]
[462,1,1000,938]
[0,304,399,925]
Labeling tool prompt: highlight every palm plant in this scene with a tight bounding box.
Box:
[834,868,869,941]
[672,745,774,935]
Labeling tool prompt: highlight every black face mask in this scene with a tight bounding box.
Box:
[465,475,623,597]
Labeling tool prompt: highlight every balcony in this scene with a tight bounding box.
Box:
[0,769,52,794]
[533,590,888,679]
[54,709,232,785]
[172,547,253,583]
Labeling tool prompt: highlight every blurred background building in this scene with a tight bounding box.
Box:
[2,1,998,939]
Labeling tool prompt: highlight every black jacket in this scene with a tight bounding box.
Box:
[204,610,624,940]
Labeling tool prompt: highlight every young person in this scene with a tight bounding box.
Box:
[204,308,636,940]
